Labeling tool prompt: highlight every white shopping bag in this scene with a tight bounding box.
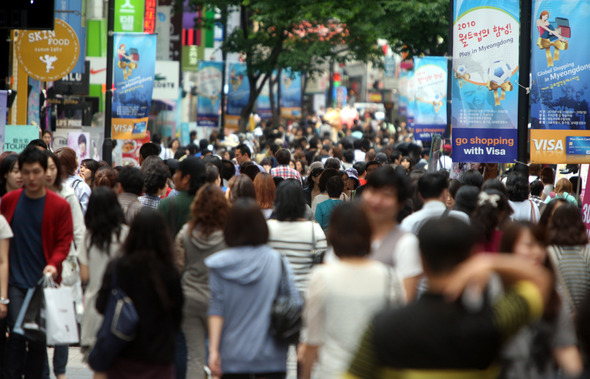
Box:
[44,286,79,345]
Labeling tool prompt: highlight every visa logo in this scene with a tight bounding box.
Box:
[113,124,132,133]
[532,139,563,151]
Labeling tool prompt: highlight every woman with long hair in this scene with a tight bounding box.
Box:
[471,189,512,253]
[79,158,100,188]
[303,166,323,206]
[94,208,183,377]
[545,202,590,313]
[79,187,128,355]
[0,154,22,197]
[43,151,87,379]
[175,184,229,379]
[268,180,328,293]
[300,203,405,379]
[253,173,276,219]
[55,147,92,213]
[499,221,582,378]
[206,199,300,378]
[544,178,578,206]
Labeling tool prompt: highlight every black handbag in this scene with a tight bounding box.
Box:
[270,257,302,345]
[88,261,140,372]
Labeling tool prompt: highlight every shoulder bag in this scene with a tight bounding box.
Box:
[88,261,140,372]
[270,257,302,345]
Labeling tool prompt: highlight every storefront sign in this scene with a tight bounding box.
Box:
[16,19,80,82]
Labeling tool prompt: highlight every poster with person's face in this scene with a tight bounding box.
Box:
[67,132,90,161]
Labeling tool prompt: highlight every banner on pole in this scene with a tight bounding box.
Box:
[112,33,156,139]
[0,91,6,149]
[530,0,590,163]
[226,62,249,129]
[196,61,223,127]
[412,57,448,141]
[280,69,302,119]
[451,0,519,163]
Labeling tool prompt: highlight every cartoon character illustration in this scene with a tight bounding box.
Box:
[40,55,58,73]
[536,11,569,67]
[229,69,243,91]
[117,43,138,80]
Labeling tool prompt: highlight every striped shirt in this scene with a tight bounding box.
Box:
[267,219,328,293]
[547,244,590,312]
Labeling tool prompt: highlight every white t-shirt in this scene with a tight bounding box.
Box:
[0,215,13,240]
[372,232,423,279]
[509,200,540,223]
[304,261,405,379]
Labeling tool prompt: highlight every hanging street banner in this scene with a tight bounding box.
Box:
[398,71,409,117]
[451,0,519,163]
[226,62,249,129]
[196,61,223,127]
[257,71,277,120]
[55,0,86,74]
[15,19,80,82]
[530,1,590,163]
[280,69,302,119]
[406,69,416,129]
[412,56,448,141]
[112,33,156,139]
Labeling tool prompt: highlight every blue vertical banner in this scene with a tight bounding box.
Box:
[55,0,85,74]
[530,1,590,164]
[226,62,250,129]
[406,70,416,128]
[112,33,157,139]
[451,0,519,163]
[257,71,277,120]
[412,57,448,141]
[197,61,223,127]
[280,69,302,119]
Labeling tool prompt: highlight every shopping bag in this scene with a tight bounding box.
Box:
[44,286,79,345]
[13,282,46,341]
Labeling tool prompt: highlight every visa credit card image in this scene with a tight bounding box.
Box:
[566,136,590,155]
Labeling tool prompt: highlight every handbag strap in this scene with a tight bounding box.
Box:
[276,256,289,298]
[528,199,537,223]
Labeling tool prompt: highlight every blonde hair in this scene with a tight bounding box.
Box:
[554,177,572,194]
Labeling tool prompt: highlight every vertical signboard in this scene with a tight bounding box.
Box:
[226,62,249,129]
[412,56,448,141]
[112,33,156,139]
[196,61,223,127]
[398,71,409,117]
[451,0,519,163]
[530,1,590,163]
[114,0,145,32]
[0,92,6,149]
[55,0,85,74]
[280,69,302,119]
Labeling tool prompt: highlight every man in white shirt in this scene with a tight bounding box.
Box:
[400,172,470,235]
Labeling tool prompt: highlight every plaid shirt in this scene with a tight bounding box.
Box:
[270,165,302,185]
[139,194,161,209]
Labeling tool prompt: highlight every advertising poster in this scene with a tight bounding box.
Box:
[280,69,302,119]
[398,71,409,117]
[406,70,416,129]
[0,91,7,148]
[112,33,156,139]
[257,72,277,120]
[4,125,39,153]
[530,1,590,163]
[451,0,519,163]
[412,56,448,141]
[55,0,86,74]
[153,61,180,100]
[121,132,151,167]
[226,62,250,129]
[196,61,223,127]
[67,132,91,160]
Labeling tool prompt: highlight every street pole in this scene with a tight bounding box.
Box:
[219,7,227,138]
[103,0,115,166]
[518,0,531,164]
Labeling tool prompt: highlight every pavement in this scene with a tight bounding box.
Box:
[47,346,93,379]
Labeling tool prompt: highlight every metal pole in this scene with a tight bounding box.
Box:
[103,0,115,165]
[518,0,532,164]
[219,7,228,138]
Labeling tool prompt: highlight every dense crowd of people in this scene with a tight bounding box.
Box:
[0,118,590,379]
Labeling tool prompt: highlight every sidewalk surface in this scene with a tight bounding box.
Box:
[48,346,93,379]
